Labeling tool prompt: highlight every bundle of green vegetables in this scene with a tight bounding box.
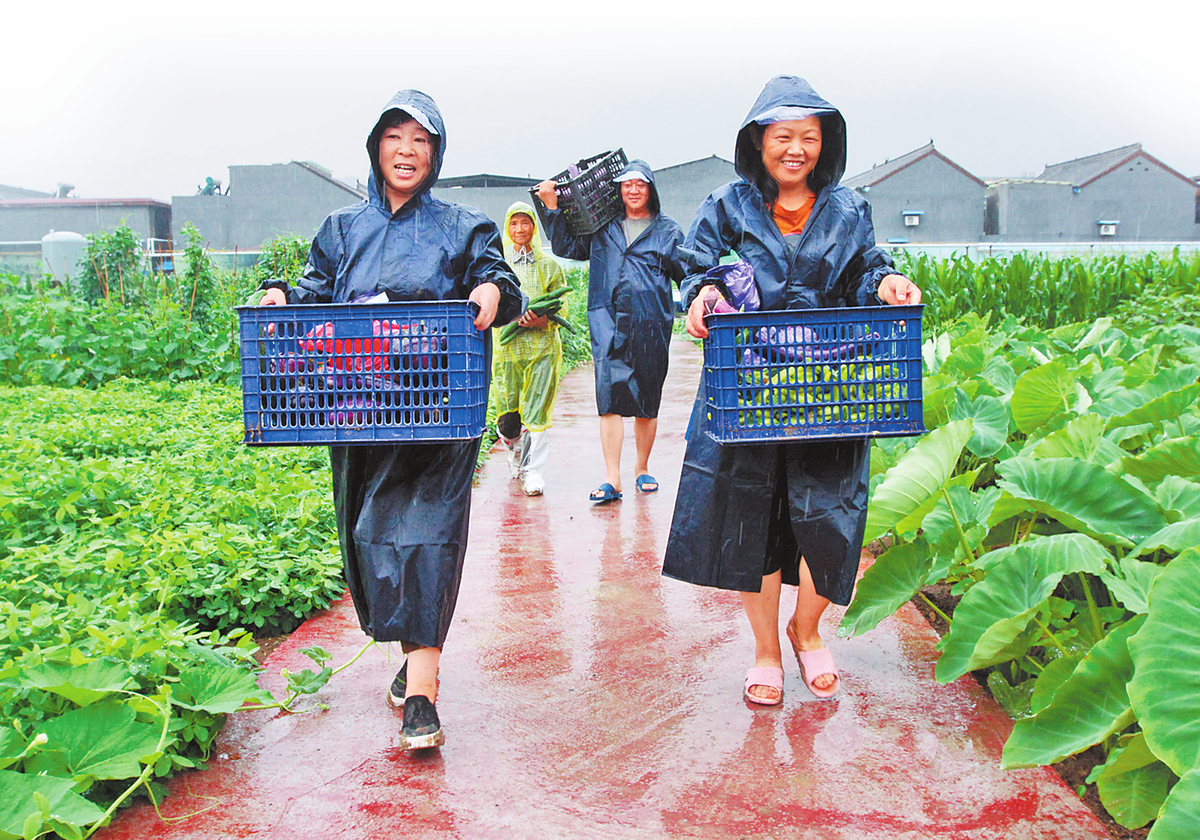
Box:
[497,286,575,345]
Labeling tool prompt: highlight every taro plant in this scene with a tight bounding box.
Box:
[843,313,1200,837]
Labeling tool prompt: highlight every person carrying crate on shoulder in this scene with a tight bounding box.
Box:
[662,75,921,706]
[256,89,525,751]
[535,159,687,505]
[492,201,570,497]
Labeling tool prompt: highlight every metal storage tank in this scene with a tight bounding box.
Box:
[41,230,87,286]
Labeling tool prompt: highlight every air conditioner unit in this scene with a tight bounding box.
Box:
[1097,220,1118,237]
[903,211,923,227]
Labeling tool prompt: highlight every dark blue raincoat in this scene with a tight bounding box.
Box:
[662,76,898,605]
[265,90,524,647]
[540,160,685,417]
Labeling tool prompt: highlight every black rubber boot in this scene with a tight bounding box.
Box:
[399,695,444,750]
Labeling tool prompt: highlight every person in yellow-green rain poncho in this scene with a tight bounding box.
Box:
[494,201,569,496]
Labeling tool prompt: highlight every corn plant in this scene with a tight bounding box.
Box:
[899,250,1200,330]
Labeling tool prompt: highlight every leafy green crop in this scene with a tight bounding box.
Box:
[0,379,345,836]
[845,313,1200,837]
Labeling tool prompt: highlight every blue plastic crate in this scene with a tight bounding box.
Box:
[702,306,925,444]
[237,300,486,446]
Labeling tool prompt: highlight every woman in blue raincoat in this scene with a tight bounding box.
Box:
[662,76,921,705]
[258,89,525,749]
[535,161,686,503]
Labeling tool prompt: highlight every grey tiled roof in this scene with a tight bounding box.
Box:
[1035,144,1143,185]
[843,142,984,190]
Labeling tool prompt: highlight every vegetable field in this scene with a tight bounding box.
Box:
[843,310,1200,838]
[1,229,1197,837]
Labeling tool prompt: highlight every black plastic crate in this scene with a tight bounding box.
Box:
[533,149,628,236]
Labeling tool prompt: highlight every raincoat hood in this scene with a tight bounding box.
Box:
[502,201,546,262]
[366,89,446,208]
[614,159,661,216]
[734,76,847,199]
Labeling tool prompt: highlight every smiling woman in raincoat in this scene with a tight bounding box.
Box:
[257,89,525,750]
[493,201,569,497]
[661,76,921,706]
[535,160,686,503]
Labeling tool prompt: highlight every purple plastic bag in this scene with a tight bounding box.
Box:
[704,259,760,312]
[742,323,874,367]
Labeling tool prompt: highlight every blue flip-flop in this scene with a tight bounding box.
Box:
[590,482,622,504]
[636,474,659,493]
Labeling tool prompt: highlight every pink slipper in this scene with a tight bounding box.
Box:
[743,666,784,706]
[796,647,840,699]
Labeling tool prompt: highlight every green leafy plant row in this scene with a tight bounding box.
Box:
[0,379,346,836]
[844,312,1200,838]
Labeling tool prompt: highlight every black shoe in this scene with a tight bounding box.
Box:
[386,662,407,708]
[399,695,444,750]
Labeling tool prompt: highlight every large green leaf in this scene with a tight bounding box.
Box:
[0,769,106,840]
[27,701,161,782]
[940,342,987,381]
[893,471,978,539]
[1129,547,1200,777]
[936,534,1110,683]
[1011,360,1078,434]
[838,540,933,638]
[173,663,268,714]
[1098,557,1165,615]
[1093,365,1200,418]
[0,731,25,772]
[1002,616,1143,768]
[982,353,1017,395]
[1126,518,1200,560]
[1123,437,1200,483]
[1023,413,1126,466]
[997,456,1168,545]
[1093,734,1175,830]
[1156,476,1200,520]
[920,485,999,575]
[951,391,1009,457]
[19,659,134,707]
[986,490,1037,532]
[1105,382,1200,431]
[1029,653,1084,714]
[863,419,973,544]
[1147,767,1200,840]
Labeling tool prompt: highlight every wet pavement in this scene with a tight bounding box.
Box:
[98,336,1110,839]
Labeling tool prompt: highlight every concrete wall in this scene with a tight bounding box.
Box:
[988,165,1199,242]
[653,156,737,232]
[429,185,537,229]
[171,163,364,251]
[0,202,170,243]
[1058,163,1198,241]
[858,156,985,244]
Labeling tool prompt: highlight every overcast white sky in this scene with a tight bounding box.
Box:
[3,0,1197,203]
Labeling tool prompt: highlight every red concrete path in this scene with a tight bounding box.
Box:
[98,337,1110,840]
